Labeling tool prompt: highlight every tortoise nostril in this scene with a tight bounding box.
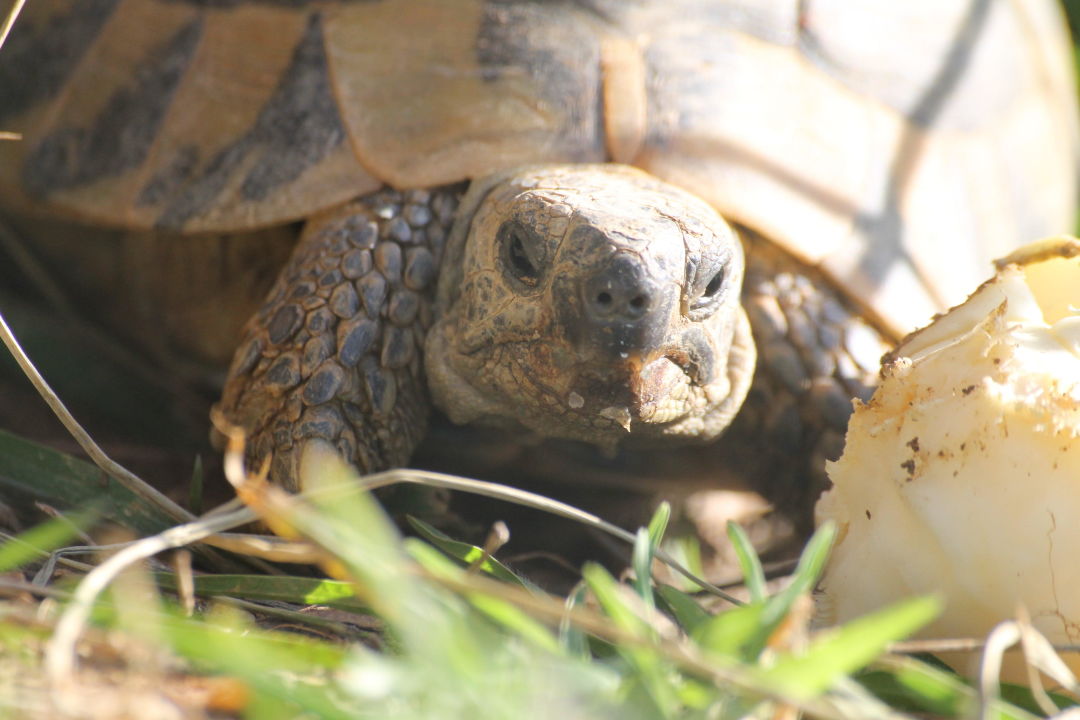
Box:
[581,253,660,324]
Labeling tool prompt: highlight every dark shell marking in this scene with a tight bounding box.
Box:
[24,18,203,195]
[3,4,358,229]
[0,0,122,124]
[151,13,348,228]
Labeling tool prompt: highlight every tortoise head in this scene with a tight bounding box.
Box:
[426,164,755,447]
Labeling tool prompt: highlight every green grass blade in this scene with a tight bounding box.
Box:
[406,515,528,588]
[631,503,671,611]
[631,527,656,612]
[0,429,180,536]
[726,521,766,603]
[647,502,670,548]
[560,582,591,658]
[583,563,679,717]
[862,655,1042,720]
[153,573,373,613]
[760,521,836,630]
[701,522,837,663]
[406,539,560,653]
[856,668,965,717]
[654,585,709,634]
[0,508,97,572]
[758,595,941,700]
[163,607,353,719]
[691,601,767,662]
[998,682,1079,716]
[583,563,651,639]
[661,535,706,594]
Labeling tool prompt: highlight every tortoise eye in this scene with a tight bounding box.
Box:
[501,223,541,287]
[702,267,725,298]
[687,257,729,320]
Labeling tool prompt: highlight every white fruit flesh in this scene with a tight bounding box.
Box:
[816,237,1080,672]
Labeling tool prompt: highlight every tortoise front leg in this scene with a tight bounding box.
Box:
[721,227,891,531]
[218,187,461,489]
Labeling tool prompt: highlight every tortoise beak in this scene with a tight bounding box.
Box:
[628,354,694,424]
[572,335,712,428]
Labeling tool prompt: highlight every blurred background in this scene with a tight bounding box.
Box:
[1065,1,1080,129]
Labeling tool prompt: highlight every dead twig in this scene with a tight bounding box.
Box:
[0,0,25,55]
[44,506,254,688]
[217,412,741,603]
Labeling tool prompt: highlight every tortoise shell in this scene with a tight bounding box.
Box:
[0,0,1076,338]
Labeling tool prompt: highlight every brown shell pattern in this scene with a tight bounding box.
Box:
[0,0,1075,337]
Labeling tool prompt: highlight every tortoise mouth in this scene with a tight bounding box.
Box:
[426,304,755,446]
[629,353,697,424]
[567,346,706,428]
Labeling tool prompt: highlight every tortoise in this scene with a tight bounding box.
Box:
[0,0,1076,532]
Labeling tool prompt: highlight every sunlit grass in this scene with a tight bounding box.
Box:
[0,433,1064,719]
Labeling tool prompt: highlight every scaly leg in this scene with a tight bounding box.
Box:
[730,226,890,526]
[218,186,461,489]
